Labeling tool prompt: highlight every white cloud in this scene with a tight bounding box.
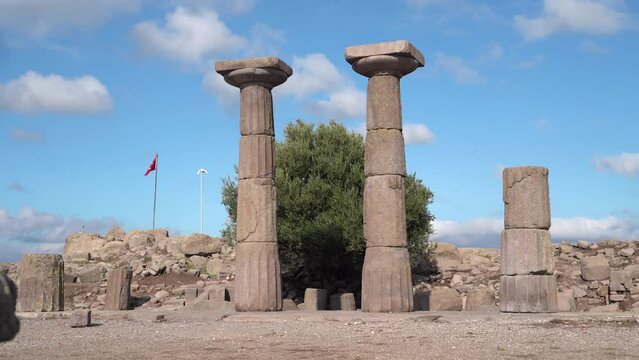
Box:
[404,124,435,144]
[434,52,483,84]
[552,216,639,241]
[593,153,639,177]
[10,128,45,143]
[433,215,639,247]
[0,71,112,114]
[246,23,286,56]
[132,6,247,64]
[404,0,496,20]
[514,0,629,41]
[478,42,503,62]
[305,87,366,120]
[279,54,344,98]
[580,39,610,54]
[278,53,366,120]
[532,118,550,129]
[515,54,544,69]
[432,218,503,247]
[0,207,119,260]
[0,0,139,37]
[202,67,240,113]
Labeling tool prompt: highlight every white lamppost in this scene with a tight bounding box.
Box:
[197,168,208,234]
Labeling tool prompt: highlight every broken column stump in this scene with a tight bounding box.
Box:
[216,57,292,311]
[346,40,425,312]
[500,166,557,312]
[18,254,64,312]
[105,267,132,310]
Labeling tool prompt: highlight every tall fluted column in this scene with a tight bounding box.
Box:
[216,57,292,311]
[500,166,557,312]
[345,40,425,312]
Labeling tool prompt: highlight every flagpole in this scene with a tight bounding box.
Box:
[200,171,203,234]
[153,154,158,230]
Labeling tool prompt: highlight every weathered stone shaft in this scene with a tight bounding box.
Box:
[216,57,291,312]
[500,166,557,313]
[346,40,424,312]
[17,254,64,312]
[105,267,132,310]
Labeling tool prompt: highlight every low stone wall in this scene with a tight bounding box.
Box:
[419,240,639,312]
[2,228,637,313]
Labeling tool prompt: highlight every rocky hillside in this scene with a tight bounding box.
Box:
[1,227,638,312]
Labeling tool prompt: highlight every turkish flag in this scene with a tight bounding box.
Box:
[144,155,157,176]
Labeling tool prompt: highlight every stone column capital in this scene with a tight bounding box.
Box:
[345,40,425,78]
[216,56,292,89]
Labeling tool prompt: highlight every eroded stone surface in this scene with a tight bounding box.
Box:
[363,175,407,247]
[361,247,413,312]
[364,129,406,176]
[429,287,462,311]
[234,242,282,311]
[581,255,610,281]
[503,166,551,230]
[236,178,276,243]
[18,254,64,312]
[69,310,91,328]
[238,135,274,179]
[500,275,558,313]
[367,75,401,130]
[465,288,496,311]
[329,293,356,311]
[303,288,328,310]
[345,40,425,67]
[240,85,274,135]
[105,268,132,310]
[501,229,554,275]
[215,57,293,76]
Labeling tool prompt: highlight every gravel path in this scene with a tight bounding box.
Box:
[2,310,638,359]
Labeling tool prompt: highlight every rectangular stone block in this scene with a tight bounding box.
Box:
[236,178,277,243]
[367,75,402,130]
[18,254,64,312]
[69,310,91,328]
[234,242,282,311]
[503,167,550,230]
[240,85,274,136]
[345,40,425,66]
[500,229,554,275]
[364,129,406,176]
[184,287,199,304]
[500,275,558,313]
[361,247,413,312]
[238,135,274,179]
[303,288,328,310]
[216,57,293,76]
[104,268,132,310]
[363,175,407,247]
[329,293,356,310]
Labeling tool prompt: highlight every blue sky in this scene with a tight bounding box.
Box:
[1,0,638,261]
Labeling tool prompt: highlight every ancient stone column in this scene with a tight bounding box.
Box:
[215,57,292,311]
[17,254,64,312]
[345,40,424,312]
[105,267,132,310]
[500,166,557,312]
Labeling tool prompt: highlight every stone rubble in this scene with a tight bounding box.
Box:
[2,225,638,313]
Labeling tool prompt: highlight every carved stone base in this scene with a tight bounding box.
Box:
[361,247,413,312]
[234,242,282,311]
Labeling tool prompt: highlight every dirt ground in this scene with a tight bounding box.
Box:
[2,310,639,359]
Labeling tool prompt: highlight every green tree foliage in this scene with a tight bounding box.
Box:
[221,120,434,295]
